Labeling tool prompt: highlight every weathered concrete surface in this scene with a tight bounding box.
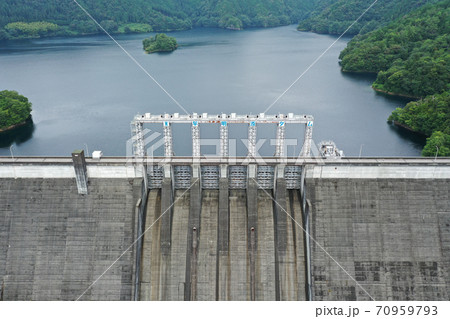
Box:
[139,189,189,300]
[217,178,230,301]
[273,180,305,301]
[138,187,309,301]
[139,189,161,300]
[290,190,307,300]
[247,179,258,300]
[197,190,219,300]
[2,159,449,301]
[228,190,249,300]
[307,178,450,301]
[0,178,140,301]
[168,190,190,300]
[308,165,450,179]
[256,190,276,300]
[184,178,201,300]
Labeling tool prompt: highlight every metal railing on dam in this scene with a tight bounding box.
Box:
[1,156,450,185]
[2,156,450,165]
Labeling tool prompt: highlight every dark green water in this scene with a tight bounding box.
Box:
[0,26,425,157]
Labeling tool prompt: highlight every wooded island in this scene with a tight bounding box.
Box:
[143,33,177,53]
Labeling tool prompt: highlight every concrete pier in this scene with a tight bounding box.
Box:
[168,190,190,300]
[139,189,161,300]
[184,178,201,300]
[217,178,230,300]
[229,190,249,300]
[247,178,258,300]
[291,190,307,300]
[197,190,219,300]
[160,178,172,256]
[256,191,276,300]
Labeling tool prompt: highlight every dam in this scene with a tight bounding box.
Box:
[0,113,449,301]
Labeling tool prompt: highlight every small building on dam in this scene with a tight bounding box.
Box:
[0,113,449,301]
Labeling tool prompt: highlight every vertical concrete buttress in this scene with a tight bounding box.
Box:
[159,178,173,300]
[217,178,230,300]
[229,190,248,300]
[184,178,201,300]
[139,190,161,300]
[197,190,219,300]
[274,178,292,300]
[256,190,276,300]
[247,178,258,301]
[160,178,173,255]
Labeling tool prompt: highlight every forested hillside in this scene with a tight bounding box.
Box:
[339,1,449,97]
[297,0,440,35]
[339,0,449,156]
[0,0,315,39]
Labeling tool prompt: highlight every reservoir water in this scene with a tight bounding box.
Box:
[0,25,425,157]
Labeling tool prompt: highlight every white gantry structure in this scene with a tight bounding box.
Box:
[131,112,314,158]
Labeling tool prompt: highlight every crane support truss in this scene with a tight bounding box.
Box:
[163,121,173,157]
[133,121,145,157]
[248,121,257,157]
[275,122,286,157]
[220,119,228,157]
[131,113,314,158]
[192,121,200,158]
[300,121,314,157]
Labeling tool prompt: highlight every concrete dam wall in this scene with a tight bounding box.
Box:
[0,157,449,300]
[0,177,142,300]
[306,166,450,301]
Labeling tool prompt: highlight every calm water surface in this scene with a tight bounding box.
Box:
[0,26,424,156]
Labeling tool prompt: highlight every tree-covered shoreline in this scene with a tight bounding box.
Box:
[0,90,32,132]
[0,0,316,40]
[339,0,450,156]
[297,0,440,36]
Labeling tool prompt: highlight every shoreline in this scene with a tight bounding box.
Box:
[340,69,419,99]
[391,121,427,137]
[0,118,30,133]
[1,24,298,42]
[341,68,378,75]
[145,45,178,54]
[372,86,420,100]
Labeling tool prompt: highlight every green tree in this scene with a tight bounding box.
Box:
[422,131,450,157]
[0,90,32,130]
[0,29,9,40]
[100,20,118,33]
